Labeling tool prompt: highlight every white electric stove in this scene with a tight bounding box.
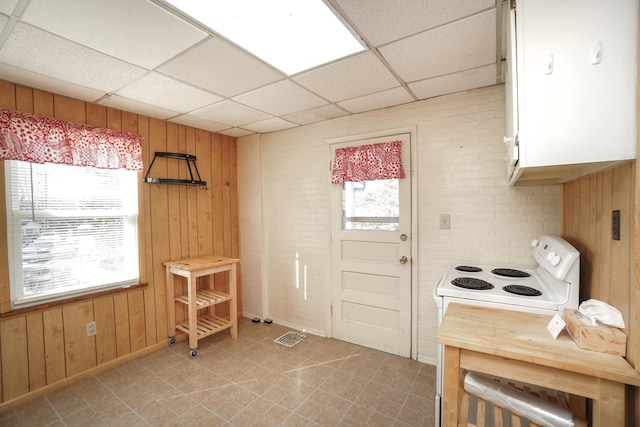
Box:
[433,235,580,427]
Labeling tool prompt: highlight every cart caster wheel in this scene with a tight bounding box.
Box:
[190,349,198,357]
[168,336,176,346]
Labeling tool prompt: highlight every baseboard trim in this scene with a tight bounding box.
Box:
[0,341,167,414]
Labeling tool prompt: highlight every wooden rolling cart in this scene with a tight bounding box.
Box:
[164,255,239,357]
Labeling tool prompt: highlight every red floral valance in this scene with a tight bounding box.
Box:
[331,140,406,184]
[0,109,143,171]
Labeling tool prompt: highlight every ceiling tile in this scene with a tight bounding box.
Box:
[335,0,495,46]
[158,37,284,98]
[220,127,255,138]
[0,63,105,103]
[190,100,271,127]
[20,0,207,69]
[0,1,504,135]
[168,114,230,133]
[379,9,496,82]
[282,104,350,125]
[96,94,180,120]
[233,80,328,116]
[116,72,222,114]
[338,86,414,113]
[243,117,299,133]
[0,13,8,32]
[0,23,146,93]
[293,52,399,102]
[0,1,18,15]
[408,64,497,100]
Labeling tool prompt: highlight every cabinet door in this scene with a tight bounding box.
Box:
[517,0,638,168]
[505,5,519,179]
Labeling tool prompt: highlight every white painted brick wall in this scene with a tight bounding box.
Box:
[236,134,264,319]
[237,84,561,363]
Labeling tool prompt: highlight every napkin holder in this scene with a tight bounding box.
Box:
[563,308,627,356]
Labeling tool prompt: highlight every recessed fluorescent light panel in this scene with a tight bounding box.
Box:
[165,0,365,75]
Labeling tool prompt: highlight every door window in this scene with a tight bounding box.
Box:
[342,178,399,231]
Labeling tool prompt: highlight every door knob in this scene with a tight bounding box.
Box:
[400,234,408,241]
[399,256,408,264]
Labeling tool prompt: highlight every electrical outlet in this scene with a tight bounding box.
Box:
[86,321,96,337]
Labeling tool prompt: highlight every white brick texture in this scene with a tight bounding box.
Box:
[237,85,561,363]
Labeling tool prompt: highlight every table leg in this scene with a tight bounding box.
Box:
[229,263,238,340]
[592,378,625,427]
[442,345,463,427]
[187,273,198,350]
[165,267,176,340]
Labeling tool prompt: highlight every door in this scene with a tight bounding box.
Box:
[330,133,412,357]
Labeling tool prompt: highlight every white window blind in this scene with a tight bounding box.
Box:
[5,160,139,308]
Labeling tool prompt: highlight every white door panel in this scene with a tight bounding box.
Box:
[330,132,411,357]
[341,271,400,296]
[342,301,400,328]
[341,240,399,263]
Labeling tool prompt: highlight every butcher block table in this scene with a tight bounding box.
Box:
[436,303,640,427]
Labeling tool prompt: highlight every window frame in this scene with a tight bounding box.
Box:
[4,160,141,309]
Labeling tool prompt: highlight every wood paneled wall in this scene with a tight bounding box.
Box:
[562,162,639,422]
[0,80,240,406]
[562,162,637,368]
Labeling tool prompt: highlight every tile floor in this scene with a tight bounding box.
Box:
[0,317,436,426]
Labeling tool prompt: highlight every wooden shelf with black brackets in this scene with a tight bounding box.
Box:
[143,151,207,187]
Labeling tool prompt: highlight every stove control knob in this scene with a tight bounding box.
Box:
[530,238,540,248]
[546,252,561,266]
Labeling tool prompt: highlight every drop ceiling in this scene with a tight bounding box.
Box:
[0,0,506,137]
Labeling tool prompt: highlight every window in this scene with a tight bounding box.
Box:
[5,161,139,308]
[332,140,405,232]
[342,179,399,231]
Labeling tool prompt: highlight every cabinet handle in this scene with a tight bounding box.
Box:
[545,54,554,75]
[591,41,602,65]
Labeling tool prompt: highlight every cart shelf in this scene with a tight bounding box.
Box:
[175,314,233,339]
[175,290,232,308]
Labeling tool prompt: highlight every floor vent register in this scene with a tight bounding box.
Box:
[274,331,306,348]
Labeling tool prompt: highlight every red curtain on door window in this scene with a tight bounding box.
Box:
[0,108,143,171]
[331,140,406,184]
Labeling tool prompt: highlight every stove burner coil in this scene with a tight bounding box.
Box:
[455,265,482,273]
[502,285,542,296]
[491,268,531,278]
[451,277,494,290]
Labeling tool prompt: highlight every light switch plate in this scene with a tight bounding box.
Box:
[612,210,620,240]
[439,214,450,230]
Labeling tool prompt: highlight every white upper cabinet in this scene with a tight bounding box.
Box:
[506,0,639,185]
